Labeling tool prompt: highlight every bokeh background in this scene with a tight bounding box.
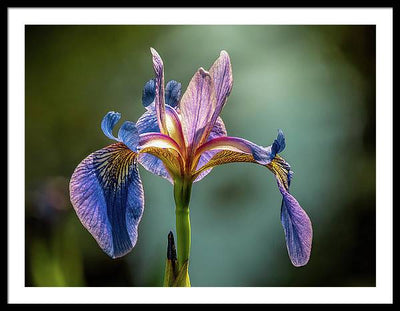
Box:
[25,25,375,287]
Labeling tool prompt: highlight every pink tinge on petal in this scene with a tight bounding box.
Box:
[180,68,217,154]
[204,51,233,139]
[139,132,181,154]
[150,48,167,135]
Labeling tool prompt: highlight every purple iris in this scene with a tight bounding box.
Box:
[69,48,312,267]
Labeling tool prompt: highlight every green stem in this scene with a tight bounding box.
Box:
[173,178,192,269]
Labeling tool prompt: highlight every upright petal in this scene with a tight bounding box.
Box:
[202,50,233,140]
[150,48,167,134]
[142,79,156,109]
[142,79,181,109]
[69,143,144,258]
[180,68,216,153]
[165,80,182,108]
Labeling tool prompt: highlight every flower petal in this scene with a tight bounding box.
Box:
[150,48,167,135]
[180,68,216,153]
[165,80,182,108]
[142,79,181,109]
[138,132,184,181]
[69,143,144,258]
[268,157,311,267]
[202,51,233,140]
[209,50,233,110]
[135,106,184,183]
[136,106,160,135]
[194,135,273,171]
[192,130,312,266]
[278,180,312,267]
[118,121,139,152]
[193,130,284,177]
[142,79,156,109]
[271,129,286,158]
[101,111,121,141]
[194,116,227,182]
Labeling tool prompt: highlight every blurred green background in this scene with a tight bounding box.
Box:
[25,25,375,287]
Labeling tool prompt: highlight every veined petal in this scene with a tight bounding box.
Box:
[180,68,217,153]
[193,147,312,267]
[136,105,184,182]
[193,150,255,179]
[268,158,312,267]
[138,132,184,180]
[150,48,167,134]
[209,50,233,109]
[194,117,227,182]
[202,51,233,141]
[165,80,181,108]
[194,130,284,176]
[142,79,182,109]
[101,111,121,141]
[139,132,182,153]
[142,79,156,109]
[118,121,139,152]
[271,129,286,159]
[136,106,160,135]
[194,135,273,171]
[69,143,144,258]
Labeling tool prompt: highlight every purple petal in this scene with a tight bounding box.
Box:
[118,121,139,152]
[195,135,273,166]
[101,111,121,141]
[180,68,216,153]
[204,51,233,138]
[69,143,144,258]
[276,179,312,267]
[194,117,227,182]
[165,80,182,108]
[142,79,156,109]
[150,48,168,135]
[135,105,184,183]
[135,106,170,181]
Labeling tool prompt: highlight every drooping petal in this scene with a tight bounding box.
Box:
[69,143,144,258]
[268,157,312,267]
[193,145,312,266]
[142,79,156,109]
[180,68,216,153]
[101,111,121,141]
[193,150,255,179]
[278,180,312,267]
[150,48,167,135]
[194,135,273,171]
[165,80,181,108]
[193,130,284,177]
[194,117,227,182]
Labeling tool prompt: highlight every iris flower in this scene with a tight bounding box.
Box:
[69,48,312,286]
